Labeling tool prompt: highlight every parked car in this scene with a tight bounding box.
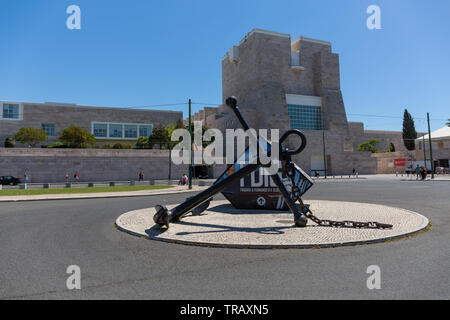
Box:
[435,167,449,174]
[0,176,23,186]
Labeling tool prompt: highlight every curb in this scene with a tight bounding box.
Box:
[0,187,208,203]
[115,220,431,250]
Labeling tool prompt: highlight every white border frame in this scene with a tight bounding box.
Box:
[91,122,154,140]
[285,94,322,107]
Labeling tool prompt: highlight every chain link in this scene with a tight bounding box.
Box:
[286,164,393,230]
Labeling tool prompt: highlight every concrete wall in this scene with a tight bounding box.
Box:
[0,148,189,183]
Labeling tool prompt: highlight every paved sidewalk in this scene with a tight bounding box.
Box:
[0,185,209,202]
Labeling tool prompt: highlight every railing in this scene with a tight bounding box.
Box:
[0,179,216,190]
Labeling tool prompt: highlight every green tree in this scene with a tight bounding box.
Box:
[388,142,396,152]
[148,126,169,149]
[447,118,450,127]
[14,127,48,147]
[59,126,96,148]
[4,137,15,148]
[402,109,417,151]
[357,139,380,153]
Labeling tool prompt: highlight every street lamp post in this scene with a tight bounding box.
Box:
[188,99,193,189]
[427,112,434,179]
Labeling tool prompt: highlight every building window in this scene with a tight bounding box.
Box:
[2,104,20,119]
[291,51,300,66]
[93,123,107,138]
[109,124,123,138]
[287,104,322,130]
[92,122,153,139]
[124,125,138,138]
[42,124,55,137]
[139,125,153,137]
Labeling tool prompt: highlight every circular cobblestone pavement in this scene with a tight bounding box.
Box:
[116,200,430,249]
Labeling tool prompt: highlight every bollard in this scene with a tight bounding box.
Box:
[43,183,49,189]
[109,182,115,187]
[65,183,71,188]
[88,182,94,187]
[130,180,135,186]
[19,184,27,190]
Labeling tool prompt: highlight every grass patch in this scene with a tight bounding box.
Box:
[0,185,174,196]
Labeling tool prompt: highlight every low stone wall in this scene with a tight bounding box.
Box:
[371,151,413,174]
[0,148,189,183]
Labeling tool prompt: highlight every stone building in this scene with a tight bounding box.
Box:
[415,126,450,170]
[192,28,419,175]
[0,101,182,147]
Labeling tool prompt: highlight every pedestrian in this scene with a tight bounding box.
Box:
[179,174,188,186]
[420,166,425,180]
[65,172,69,183]
[352,168,356,175]
[415,165,420,180]
[74,171,79,182]
[139,171,144,182]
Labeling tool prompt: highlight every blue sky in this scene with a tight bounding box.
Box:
[0,0,449,132]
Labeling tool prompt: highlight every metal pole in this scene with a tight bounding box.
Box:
[427,112,434,179]
[322,130,327,179]
[168,148,172,184]
[422,135,427,169]
[188,99,193,189]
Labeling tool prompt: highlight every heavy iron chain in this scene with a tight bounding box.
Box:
[285,163,393,230]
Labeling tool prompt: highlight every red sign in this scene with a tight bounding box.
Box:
[394,158,406,167]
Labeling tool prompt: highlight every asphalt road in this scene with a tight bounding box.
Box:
[0,178,448,299]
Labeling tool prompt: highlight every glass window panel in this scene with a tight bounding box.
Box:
[124,125,138,138]
[42,124,55,136]
[139,125,153,137]
[2,104,19,119]
[109,124,123,138]
[93,123,107,138]
[287,104,322,130]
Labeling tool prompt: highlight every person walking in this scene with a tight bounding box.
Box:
[415,165,420,180]
[74,171,80,182]
[139,171,144,182]
[65,172,70,183]
[420,166,425,180]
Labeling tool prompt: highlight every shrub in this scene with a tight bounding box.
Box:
[4,137,15,148]
[47,142,68,148]
[136,136,149,149]
[112,143,131,149]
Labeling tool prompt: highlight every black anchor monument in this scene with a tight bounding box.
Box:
[153,96,313,228]
[153,97,393,230]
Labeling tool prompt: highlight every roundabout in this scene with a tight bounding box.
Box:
[116,200,430,249]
